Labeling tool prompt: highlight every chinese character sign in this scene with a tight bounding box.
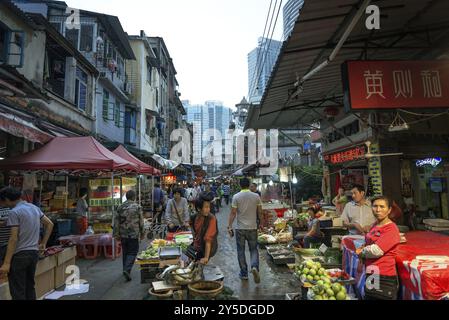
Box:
[324,145,367,165]
[343,60,449,110]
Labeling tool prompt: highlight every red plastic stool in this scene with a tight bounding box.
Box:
[103,239,122,259]
[80,235,101,260]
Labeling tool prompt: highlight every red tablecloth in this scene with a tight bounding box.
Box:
[395,232,449,300]
[342,231,449,300]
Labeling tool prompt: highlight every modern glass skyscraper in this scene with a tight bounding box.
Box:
[184,101,232,168]
[247,37,282,104]
[283,0,305,40]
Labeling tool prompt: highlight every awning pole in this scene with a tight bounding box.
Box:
[138,175,141,206]
[39,174,43,207]
[65,175,69,211]
[111,173,115,260]
[151,175,155,221]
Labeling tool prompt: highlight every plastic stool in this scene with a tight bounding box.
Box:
[80,235,101,260]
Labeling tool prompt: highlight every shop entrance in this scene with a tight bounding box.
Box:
[403,158,449,219]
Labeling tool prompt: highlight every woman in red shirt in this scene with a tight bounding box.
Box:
[190,198,218,265]
[357,196,401,300]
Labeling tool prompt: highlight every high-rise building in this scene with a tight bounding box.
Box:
[248,37,282,104]
[283,0,304,40]
[184,101,232,172]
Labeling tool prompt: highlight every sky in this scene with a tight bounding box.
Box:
[65,0,285,109]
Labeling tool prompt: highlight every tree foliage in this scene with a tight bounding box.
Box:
[293,165,323,201]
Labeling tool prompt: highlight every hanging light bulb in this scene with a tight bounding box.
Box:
[269,180,274,186]
[292,173,298,184]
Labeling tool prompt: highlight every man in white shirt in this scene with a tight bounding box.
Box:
[342,184,375,235]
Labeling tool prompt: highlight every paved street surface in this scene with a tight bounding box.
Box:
[60,203,298,300]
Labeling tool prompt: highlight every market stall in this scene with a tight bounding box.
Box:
[135,233,230,300]
[0,136,139,258]
[342,231,449,300]
[112,145,160,212]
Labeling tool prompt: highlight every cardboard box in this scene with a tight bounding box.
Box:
[332,217,343,227]
[55,257,76,289]
[35,255,56,299]
[55,247,77,288]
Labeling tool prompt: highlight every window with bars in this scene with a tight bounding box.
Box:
[65,29,79,49]
[75,67,88,111]
[114,101,121,127]
[125,108,137,145]
[50,22,61,33]
[102,90,109,119]
[0,23,24,67]
[80,24,93,52]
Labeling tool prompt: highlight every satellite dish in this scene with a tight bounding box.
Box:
[364,141,403,159]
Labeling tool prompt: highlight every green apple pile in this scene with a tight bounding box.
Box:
[311,282,348,301]
[295,260,331,284]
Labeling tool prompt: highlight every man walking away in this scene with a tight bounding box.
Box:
[114,190,144,282]
[0,187,54,300]
[227,178,264,284]
[222,182,231,206]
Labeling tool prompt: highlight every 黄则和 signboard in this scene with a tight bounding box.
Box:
[342,60,449,111]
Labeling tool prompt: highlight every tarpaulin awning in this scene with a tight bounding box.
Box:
[0,136,138,172]
[0,111,53,144]
[151,154,180,170]
[113,145,160,176]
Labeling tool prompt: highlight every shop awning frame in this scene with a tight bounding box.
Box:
[245,0,449,131]
[0,103,53,144]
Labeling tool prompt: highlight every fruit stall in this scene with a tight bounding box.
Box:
[342,231,449,300]
[290,248,355,300]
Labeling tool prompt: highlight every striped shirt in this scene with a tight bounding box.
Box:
[0,207,11,246]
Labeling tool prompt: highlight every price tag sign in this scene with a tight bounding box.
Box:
[319,244,328,254]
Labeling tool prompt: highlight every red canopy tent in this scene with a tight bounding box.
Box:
[0,136,138,172]
[112,145,160,176]
[0,136,139,260]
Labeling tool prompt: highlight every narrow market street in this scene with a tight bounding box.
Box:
[60,202,298,300]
